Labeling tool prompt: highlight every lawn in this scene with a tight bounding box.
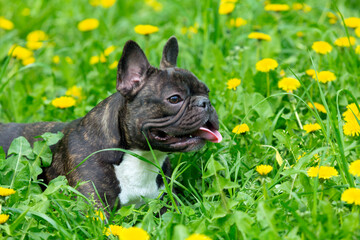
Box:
[0,0,360,239]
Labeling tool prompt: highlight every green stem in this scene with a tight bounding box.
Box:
[266,72,270,97]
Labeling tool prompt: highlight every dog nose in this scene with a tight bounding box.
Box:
[194,97,211,109]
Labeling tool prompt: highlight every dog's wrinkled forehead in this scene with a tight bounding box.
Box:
[162,68,209,96]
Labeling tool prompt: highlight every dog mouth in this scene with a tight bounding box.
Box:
[149,121,222,145]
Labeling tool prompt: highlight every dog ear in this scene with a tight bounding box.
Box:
[117,40,150,97]
[160,36,178,69]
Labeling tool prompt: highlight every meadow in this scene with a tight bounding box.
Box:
[0,0,360,239]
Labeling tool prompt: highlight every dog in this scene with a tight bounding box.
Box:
[0,36,222,211]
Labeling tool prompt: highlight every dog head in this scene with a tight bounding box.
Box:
[117,36,222,152]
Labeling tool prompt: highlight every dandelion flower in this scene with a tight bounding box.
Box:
[134,24,159,35]
[303,123,321,133]
[65,56,73,64]
[0,16,14,30]
[78,18,99,32]
[105,224,124,236]
[312,71,336,83]
[356,45,360,55]
[356,28,360,38]
[100,0,116,8]
[0,214,9,224]
[218,2,235,15]
[278,77,300,92]
[312,41,332,54]
[8,44,33,60]
[256,165,273,176]
[226,78,241,90]
[255,58,278,72]
[342,103,360,123]
[341,188,360,205]
[90,54,106,65]
[109,60,118,69]
[232,124,249,134]
[22,57,35,66]
[248,32,271,41]
[349,160,360,177]
[229,17,247,27]
[53,55,60,64]
[308,102,327,114]
[296,31,304,38]
[51,96,76,109]
[280,69,285,77]
[145,0,163,12]
[307,166,338,179]
[119,227,150,240]
[302,4,312,12]
[292,3,303,10]
[305,69,315,77]
[264,4,290,12]
[344,17,360,28]
[186,233,212,240]
[343,120,360,136]
[334,36,356,47]
[26,30,49,50]
[66,86,82,100]
[104,45,115,56]
[0,187,16,196]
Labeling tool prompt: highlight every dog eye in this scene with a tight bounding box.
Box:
[168,95,182,104]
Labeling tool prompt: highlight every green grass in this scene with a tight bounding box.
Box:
[1,0,360,239]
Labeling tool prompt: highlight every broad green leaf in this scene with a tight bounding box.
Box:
[8,136,33,158]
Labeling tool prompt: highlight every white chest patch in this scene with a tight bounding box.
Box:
[114,149,167,207]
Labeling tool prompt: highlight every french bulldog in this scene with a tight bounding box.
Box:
[0,36,222,211]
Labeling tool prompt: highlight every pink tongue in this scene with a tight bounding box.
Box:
[197,127,223,143]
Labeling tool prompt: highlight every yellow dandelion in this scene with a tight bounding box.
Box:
[0,187,16,196]
[292,3,303,10]
[21,8,31,16]
[307,166,338,179]
[226,78,241,90]
[229,17,247,27]
[256,165,273,176]
[105,224,124,236]
[312,41,333,54]
[90,54,106,65]
[334,36,356,47]
[307,102,327,114]
[312,71,336,83]
[53,55,60,64]
[302,4,311,12]
[305,69,315,77]
[100,0,116,8]
[344,17,360,28]
[255,58,278,72]
[303,123,321,133]
[280,69,285,77]
[51,96,76,109]
[0,16,14,30]
[356,45,360,55]
[341,188,360,205]
[296,31,304,38]
[264,4,290,12]
[22,57,35,66]
[145,0,163,12]
[104,45,115,56]
[278,77,300,92]
[109,60,118,69]
[349,160,360,177]
[134,24,159,35]
[89,0,101,6]
[343,103,360,122]
[65,56,73,64]
[343,120,360,137]
[119,227,150,240]
[65,86,82,100]
[186,233,212,240]
[218,2,235,15]
[77,18,99,32]
[329,18,337,25]
[0,214,9,224]
[26,30,49,50]
[8,44,33,60]
[248,32,271,41]
[232,123,249,134]
[355,27,360,38]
